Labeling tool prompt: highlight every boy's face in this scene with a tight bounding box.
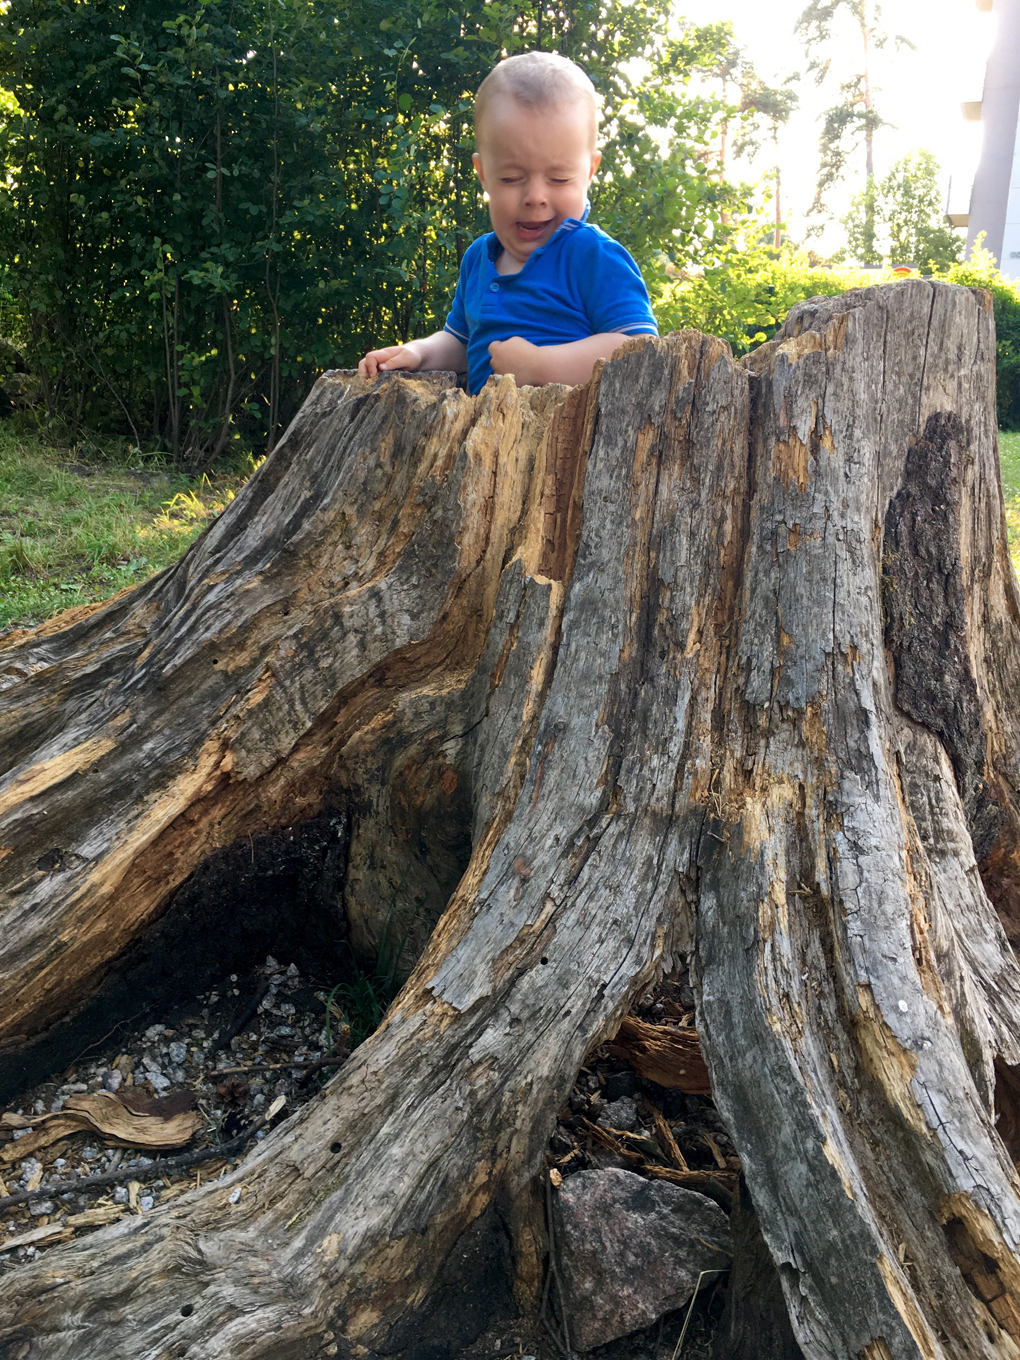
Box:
[473,96,600,271]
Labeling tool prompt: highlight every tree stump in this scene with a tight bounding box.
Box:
[2,281,1020,1360]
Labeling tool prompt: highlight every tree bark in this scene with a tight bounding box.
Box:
[2,281,1020,1360]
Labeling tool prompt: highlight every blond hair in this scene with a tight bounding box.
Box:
[474,52,598,146]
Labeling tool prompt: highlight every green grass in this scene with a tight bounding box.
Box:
[0,422,251,634]
[999,430,1020,494]
[1000,431,1020,571]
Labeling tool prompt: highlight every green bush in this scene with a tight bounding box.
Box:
[653,236,1020,430]
[939,243,1020,430]
[652,241,879,354]
[0,0,746,466]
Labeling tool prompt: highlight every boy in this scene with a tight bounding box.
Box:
[358,51,658,393]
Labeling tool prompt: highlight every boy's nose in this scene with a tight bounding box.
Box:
[523,178,548,205]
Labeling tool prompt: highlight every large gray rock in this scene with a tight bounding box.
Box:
[553,1167,731,1350]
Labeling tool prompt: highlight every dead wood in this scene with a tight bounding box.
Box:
[1,283,1020,1359]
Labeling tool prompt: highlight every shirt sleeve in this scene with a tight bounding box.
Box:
[575,231,659,336]
[443,243,476,343]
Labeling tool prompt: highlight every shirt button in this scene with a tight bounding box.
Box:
[489,282,499,292]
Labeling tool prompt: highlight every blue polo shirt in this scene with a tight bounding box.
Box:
[444,206,658,394]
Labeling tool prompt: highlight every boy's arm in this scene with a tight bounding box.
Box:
[359,330,467,379]
[488,333,642,388]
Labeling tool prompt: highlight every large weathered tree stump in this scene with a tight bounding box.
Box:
[2,281,1020,1359]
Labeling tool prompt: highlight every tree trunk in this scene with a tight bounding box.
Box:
[2,281,1020,1360]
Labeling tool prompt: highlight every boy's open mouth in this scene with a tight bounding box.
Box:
[515,219,554,242]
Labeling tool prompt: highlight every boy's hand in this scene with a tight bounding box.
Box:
[488,336,544,387]
[358,344,422,379]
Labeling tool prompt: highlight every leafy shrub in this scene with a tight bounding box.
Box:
[0,0,747,465]
[938,241,1020,430]
[652,240,878,354]
[653,235,1020,431]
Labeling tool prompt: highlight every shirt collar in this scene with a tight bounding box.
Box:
[486,201,591,262]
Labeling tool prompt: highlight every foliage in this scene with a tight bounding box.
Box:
[325,901,417,1049]
[731,73,800,165]
[653,229,1020,435]
[843,179,881,264]
[653,239,876,353]
[939,239,1020,430]
[0,419,246,632]
[0,0,745,465]
[795,0,913,226]
[840,150,961,270]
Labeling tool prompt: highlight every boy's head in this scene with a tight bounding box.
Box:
[473,52,601,271]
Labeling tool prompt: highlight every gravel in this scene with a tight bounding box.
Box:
[0,954,349,1269]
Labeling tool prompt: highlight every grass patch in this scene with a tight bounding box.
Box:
[0,423,251,634]
[1000,431,1020,572]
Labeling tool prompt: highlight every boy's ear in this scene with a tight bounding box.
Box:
[589,150,602,181]
[472,151,485,187]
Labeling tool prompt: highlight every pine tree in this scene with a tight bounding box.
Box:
[795,0,914,240]
[731,75,800,247]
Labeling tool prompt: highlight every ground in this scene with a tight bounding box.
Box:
[0,964,728,1360]
[0,420,251,632]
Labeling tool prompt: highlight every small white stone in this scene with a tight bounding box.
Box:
[897,1000,909,1013]
[19,1158,42,1184]
[227,1187,242,1205]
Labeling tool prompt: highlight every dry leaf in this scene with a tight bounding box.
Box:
[606,1016,712,1094]
[215,1076,251,1108]
[127,1181,141,1211]
[0,1090,201,1163]
[548,1167,563,1188]
[24,1165,43,1192]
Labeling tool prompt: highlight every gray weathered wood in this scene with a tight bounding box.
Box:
[1,285,1019,1359]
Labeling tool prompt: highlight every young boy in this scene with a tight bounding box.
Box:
[358,51,658,393]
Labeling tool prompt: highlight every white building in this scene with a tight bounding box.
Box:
[966,0,1020,279]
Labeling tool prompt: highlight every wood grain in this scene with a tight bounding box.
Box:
[1,289,1019,1359]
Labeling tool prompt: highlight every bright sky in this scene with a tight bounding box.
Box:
[675,0,994,253]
